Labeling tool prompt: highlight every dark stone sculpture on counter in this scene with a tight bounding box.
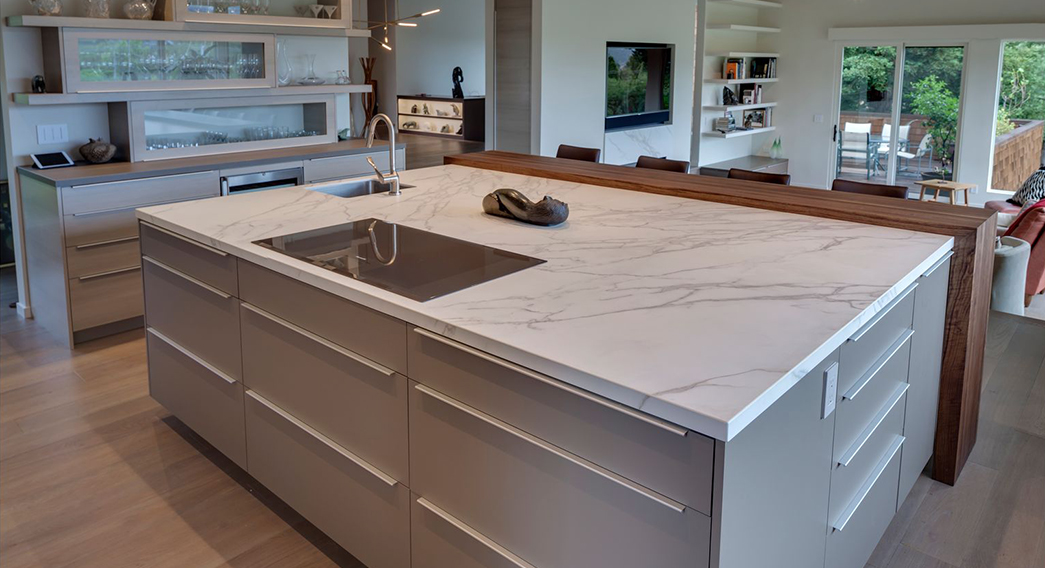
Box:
[32,75,46,94]
[482,188,569,227]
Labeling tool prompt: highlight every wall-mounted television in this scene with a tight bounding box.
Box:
[606,42,673,130]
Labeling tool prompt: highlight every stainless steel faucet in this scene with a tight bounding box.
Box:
[365,113,401,196]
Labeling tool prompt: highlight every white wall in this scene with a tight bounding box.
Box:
[537,0,698,164]
[773,0,1045,190]
[396,0,486,97]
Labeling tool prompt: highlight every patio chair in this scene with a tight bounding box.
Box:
[897,134,933,176]
[837,130,874,179]
[877,121,913,156]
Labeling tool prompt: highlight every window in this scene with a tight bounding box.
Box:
[606,43,673,130]
[992,41,1045,193]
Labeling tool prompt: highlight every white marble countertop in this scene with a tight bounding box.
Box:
[137,164,953,441]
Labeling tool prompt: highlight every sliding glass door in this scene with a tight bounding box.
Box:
[833,43,966,195]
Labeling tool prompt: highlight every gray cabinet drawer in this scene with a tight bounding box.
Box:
[240,302,409,483]
[69,266,143,331]
[143,255,241,380]
[840,285,915,394]
[408,327,713,513]
[238,261,407,373]
[304,152,389,183]
[140,222,238,295]
[834,333,912,463]
[64,207,139,248]
[66,237,140,279]
[62,171,218,215]
[409,382,711,568]
[147,328,246,468]
[412,494,537,568]
[826,436,904,568]
[901,254,950,504]
[830,388,907,531]
[245,390,410,568]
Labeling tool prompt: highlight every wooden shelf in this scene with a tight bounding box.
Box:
[709,0,782,8]
[706,24,781,33]
[6,15,371,38]
[12,84,372,106]
[707,51,780,58]
[704,126,776,139]
[399,129,463,139]
[707,77,779,85]
[704,102,778,112]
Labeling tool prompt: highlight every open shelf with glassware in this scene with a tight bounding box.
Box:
[396,95,485,142]
[6,14,370,37]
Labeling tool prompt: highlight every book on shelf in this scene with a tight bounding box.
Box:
[750,57,777,79]
[724,58,745,80]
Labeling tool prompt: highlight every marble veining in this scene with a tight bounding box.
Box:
[138,164,953,441]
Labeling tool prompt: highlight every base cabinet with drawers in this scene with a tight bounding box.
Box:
[140,222,952,568]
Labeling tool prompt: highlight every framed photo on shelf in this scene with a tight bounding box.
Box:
[742,109,766,129]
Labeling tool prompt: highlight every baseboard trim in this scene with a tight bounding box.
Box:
[16,302,32,319]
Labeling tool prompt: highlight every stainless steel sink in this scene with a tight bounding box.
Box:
[306,178,415,199]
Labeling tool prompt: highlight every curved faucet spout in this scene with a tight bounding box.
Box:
[366,113,401,196]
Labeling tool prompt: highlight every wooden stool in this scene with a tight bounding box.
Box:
[915,180,975,206]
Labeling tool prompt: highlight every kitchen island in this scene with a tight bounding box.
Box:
[137,163,954,568]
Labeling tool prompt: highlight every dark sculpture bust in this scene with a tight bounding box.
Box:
[451,66,464,99]
[482,188,569,227]
[722,86,738,106]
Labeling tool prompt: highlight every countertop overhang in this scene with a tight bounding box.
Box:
[137,163,953,441]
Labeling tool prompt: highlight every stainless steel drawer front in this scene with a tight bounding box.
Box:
[415,383,686,513]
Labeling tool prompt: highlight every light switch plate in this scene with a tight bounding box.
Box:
[822,362,838,419]
[814,114,824,123]
[37,124,69,145]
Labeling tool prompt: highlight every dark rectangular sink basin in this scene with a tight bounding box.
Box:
[306,178,415,198]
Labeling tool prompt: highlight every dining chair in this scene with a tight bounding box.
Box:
[727,168,791,185]
[831,178,908,199]
[635,155,690,174]
[556,144,601,163]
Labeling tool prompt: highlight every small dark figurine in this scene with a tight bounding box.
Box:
[451,66,464,99]
[411,104,418,113]
[482,188,569,227]
[722,86,738,106]
[32,75,46,94]
[422,103,430,115]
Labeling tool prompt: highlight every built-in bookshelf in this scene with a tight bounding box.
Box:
[698,0,782,163]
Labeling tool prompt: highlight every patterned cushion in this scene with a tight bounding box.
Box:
[1009,167,1045,206]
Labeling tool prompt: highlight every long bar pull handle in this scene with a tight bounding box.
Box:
[141,222,228,257]
[412,327,688,437]
[72,196,213,218]
[838,383,909,467]
[77,265,141,281]
[414,383,686,513]
[143,256,231,300]
[246,390,398,487]
[241,303,395,377]
[833,435,905,532]
[416,497,538,568]
[75,235,140,250]
[147,327,236,385]
[842,329,914,401]
[70,171,211,189]
[849,283,918,342]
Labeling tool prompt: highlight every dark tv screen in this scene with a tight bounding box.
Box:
[606,42,673,129]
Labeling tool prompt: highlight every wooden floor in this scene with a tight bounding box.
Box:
[0,266,1042,568]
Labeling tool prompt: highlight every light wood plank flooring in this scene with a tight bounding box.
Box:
[0,266,1042,568]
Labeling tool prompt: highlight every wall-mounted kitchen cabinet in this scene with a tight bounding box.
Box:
[61,30,275,93]
[110,94,337,161]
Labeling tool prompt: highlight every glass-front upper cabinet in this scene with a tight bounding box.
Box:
[117,94,336,161]
[62,30,275,92]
